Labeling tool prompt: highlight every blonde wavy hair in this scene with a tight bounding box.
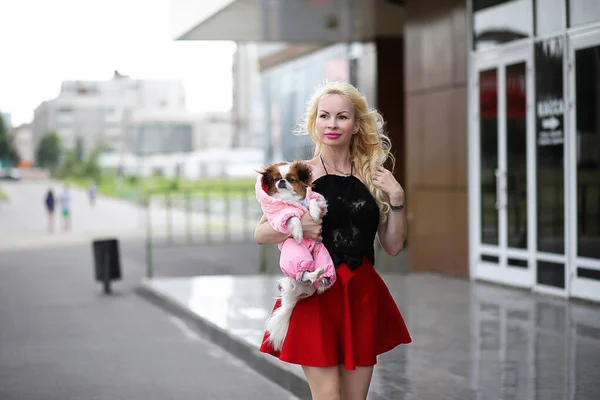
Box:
[300,81,396,221]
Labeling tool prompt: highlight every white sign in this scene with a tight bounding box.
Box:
[537,99,564,117]
[538,130,564,146]
[537,99,564,146]
[541,116,560,130]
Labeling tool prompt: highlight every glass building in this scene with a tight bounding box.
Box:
[171,0,600,303]
[469,0,600,302]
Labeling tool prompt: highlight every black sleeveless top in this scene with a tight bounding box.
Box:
[313,159,380,270]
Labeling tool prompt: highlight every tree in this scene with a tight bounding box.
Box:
[36,132,62,169]
[0,113,19,167]
[83,144,103,181]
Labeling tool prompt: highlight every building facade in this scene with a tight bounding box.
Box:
[10,123,34,167]
[172,0,600,303]
[232,43,264,150]
[467,0,600,302]
[32,72,185,155]
[126,109,233,155]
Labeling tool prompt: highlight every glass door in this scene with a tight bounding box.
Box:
[470,45,535,288]
[568,31,600,303]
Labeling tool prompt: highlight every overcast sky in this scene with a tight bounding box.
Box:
[0,0,237,126]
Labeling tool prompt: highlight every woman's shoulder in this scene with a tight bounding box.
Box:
[304,157,327,184]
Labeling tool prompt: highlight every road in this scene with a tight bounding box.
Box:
[0,180,293,400]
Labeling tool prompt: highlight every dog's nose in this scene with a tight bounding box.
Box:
[277,180,287,189]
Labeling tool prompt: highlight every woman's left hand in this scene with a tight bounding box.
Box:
[373,167,404,203]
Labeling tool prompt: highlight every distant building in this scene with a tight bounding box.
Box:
[126,109,233,155]
[231,43,264,150]
[32,71,186,155]
[10,123,34,167]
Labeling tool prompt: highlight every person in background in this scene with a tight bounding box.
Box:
[59,184,72,231]
[88,181,97,207]
[45,188,55,232]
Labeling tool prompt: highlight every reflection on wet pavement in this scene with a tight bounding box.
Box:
[144,273,600,400]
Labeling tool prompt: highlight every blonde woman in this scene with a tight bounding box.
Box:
[255,81,411,400]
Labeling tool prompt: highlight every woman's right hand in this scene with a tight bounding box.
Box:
[301,212,322,242]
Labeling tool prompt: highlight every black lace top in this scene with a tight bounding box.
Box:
[313,163,380,270]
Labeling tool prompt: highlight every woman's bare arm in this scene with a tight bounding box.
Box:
[377,202,407,256]
[254,214,290,244]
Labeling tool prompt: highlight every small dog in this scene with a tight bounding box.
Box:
[256,161,336,351]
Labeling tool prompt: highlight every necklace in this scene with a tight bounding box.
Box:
[320,154,352,176]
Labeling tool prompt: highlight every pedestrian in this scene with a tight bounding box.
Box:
[88,181,97,207]
[59,184,72,231]
[45,188,55,232]
[254,81,411,399]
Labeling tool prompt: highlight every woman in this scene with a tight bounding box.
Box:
[45,188,55,232]
[255,81,411,399]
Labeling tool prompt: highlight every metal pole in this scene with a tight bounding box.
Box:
[166,191,173,245]
[205,188,211,244]
[244,189,250,241]
[225,186,230,242]
[146,194,153,279]
[186,188,192,245]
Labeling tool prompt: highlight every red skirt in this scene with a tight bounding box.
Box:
[259,257,412,370]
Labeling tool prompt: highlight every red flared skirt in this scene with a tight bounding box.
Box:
[259,257,412,370]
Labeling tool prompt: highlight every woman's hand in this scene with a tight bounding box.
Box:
[301,212,323,241]
[373,166,405,203]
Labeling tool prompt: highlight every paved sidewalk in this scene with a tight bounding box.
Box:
[0,244,298,400]
[139,272,600,400]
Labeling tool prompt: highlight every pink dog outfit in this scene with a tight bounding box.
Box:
[255,174,336,288]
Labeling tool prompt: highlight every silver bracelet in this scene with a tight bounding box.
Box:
[391,204,404,212]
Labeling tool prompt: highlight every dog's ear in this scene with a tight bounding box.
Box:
[260,164,278,193]
[294,161,312,186]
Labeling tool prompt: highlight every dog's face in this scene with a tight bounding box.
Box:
[261,161,312,201]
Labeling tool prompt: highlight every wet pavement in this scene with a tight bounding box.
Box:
[140,273,600,400]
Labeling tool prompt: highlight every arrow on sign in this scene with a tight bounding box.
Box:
[542,117,560,130]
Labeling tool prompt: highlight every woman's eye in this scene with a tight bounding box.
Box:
[339,115,347,119]
[319,114,328,118]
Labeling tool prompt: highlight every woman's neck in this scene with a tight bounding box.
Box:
[320,149,352,173]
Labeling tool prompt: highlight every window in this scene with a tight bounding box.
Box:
[569,0,600,27]
[535,37,565,254]
[473,0,532,50]
[58,106,73,114]
[535,0,565,35]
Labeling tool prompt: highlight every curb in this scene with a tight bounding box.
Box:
[135,282,312,400]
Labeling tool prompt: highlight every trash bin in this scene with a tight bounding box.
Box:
[92,238,122,294]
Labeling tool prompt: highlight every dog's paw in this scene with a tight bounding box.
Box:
[308,199,324,223]
[301,268,325,284]
[316,199,327,212]
[319,276,330,287]
[287,217,303,243]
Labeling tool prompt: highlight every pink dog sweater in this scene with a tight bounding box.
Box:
[255,174,336,287]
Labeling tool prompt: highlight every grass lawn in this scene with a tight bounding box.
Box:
[64,175,256,201]
[0,188,8,201]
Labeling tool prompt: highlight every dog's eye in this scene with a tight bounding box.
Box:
[288,178,295,182]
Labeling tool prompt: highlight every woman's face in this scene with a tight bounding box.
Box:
[315,94,358,149]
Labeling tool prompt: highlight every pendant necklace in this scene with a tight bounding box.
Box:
[320,154,352,176]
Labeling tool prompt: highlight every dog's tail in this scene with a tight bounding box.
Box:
[265,281,302,352]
